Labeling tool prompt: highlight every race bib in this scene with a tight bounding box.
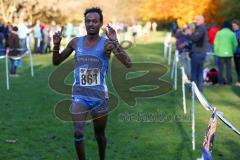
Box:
[79,68,100,86]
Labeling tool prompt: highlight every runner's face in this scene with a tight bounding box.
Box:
[85,12,102,35]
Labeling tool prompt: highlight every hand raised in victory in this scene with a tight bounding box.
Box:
[105,24,117,41]
[53,27,64,45]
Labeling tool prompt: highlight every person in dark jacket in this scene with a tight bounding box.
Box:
[232,19,240,86]
[176,27,192,77]
[185,15,209,92]
[0,23,5,56]
[7,26,21,77]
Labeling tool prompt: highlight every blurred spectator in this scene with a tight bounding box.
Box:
[208,22,219,49]
[172,22,178,36]
[4,22,12,43]
[186,16,208,91]
[7,26,21,77]
[143,22,151,44]
[43,25,51,53]
[17,18,28,54]
[214,21,238,85]
[39,23,45,53]
[76,22,85,37]
[176,27,192,77]
[0,22,5,56]
[132,24,138,45]
[49,21,58,51]
[66,22,73,42]
[206,68,219,85]
[26,20,33,52]
[152,22,157,32]
[231,19,240,86]
[34,20,42,53]
[137,23,143,37]
[208,21,219,64]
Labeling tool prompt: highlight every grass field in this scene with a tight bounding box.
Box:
[0,32,240,160]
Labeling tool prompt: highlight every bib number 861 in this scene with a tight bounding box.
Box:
[81,74,98,85]
[80,68,100,86]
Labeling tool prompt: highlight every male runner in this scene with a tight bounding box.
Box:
[52,7,132,160]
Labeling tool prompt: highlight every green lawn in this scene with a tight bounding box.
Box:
[0,32,240,160]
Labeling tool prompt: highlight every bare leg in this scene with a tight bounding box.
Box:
[91,108,108,160]
[71,102,89,160]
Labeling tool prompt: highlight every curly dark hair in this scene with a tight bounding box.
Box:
[84,7,103,23]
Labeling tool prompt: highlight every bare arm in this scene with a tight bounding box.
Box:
[52,39,75,65]
[52,30,76,65]
[104,25,132,68]
[111,40,132,68]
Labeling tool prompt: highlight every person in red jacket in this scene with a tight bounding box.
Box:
[208,22,219,46]
[208,22,219,64]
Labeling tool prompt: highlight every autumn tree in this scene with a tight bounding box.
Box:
[0,0,66,24]
[220,0,240,20]
[139,0,223,28]
[0,0,237,27]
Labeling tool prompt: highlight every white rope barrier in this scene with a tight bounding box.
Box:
[180,67,240,151]
[169,45,240,152]
[164,38,240,153]
[192,82,212,112]
[0,55,6,59]
[216,111,240,136]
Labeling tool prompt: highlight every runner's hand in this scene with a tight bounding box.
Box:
[53,28,63,45]
[105,24,117,41]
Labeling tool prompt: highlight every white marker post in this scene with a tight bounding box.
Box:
[170,50,178,90]
[168,43,172,65]
[5,52,9,90]
[192,82,196,151]
[171,51,175,79]
[174,50,179,90]
[29,49,34,77]
[181,67,187,114]
[164,42,168,64]
[26,38,34,77]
